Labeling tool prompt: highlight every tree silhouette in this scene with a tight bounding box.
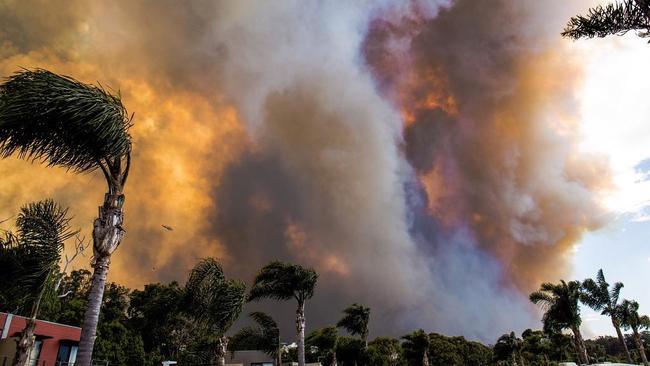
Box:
[248,261,318,366]
[0,200,75,366]
[530,280,589,365]
[581,269,632,363]
[401,329,430,366]
[0,69,132,366]
[337,303,370,347]
[619,299,650,366]
[230,312,282,366]
[563,0,650,41]
[184,258,246,366]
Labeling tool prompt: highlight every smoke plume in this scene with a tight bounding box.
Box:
[0,0,610,341]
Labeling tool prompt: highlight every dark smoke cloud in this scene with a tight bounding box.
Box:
[364,0,611,294]
[0,0,611,342]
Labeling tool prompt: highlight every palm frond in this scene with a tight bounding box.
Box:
[610,282,624,304]
[337,303,370,339]
[230,312,279,357]
[248,261,318,303]
[0,69,132,173]
[0,199,75,314]
[250,311,278,333]
[183,258,246,335]
[529,291,553,309]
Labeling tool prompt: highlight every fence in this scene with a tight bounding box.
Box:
[0,355,112,366]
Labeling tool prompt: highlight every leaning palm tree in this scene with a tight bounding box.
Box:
[530,280,589,365]
[619,299,650,366]
[563,0,650,41]
[337,303,370,347]
[0,200,75,366]
[230,312,282,366]
[581,269,632,363]
[184,258,246,366]
[248,261,318,366]
[0,69,133,366]
[401,329,430,366]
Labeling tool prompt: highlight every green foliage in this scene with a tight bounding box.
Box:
[0,69,132,172]
[366,337,405,366]
[306,326,338,364]
[248,261,318,304]
[581,269,624,317]
[94,319,146,366]
[493,332,522,364]
[530,280,583,333]
[183,258,246,337]
[337,303,370,342]
[563,0,650,41]
[401,329,429,366]
[229,312,280,359]
[428,333,492,366]
[336,336,365,366]
[619,299,650,332]
[0,199,75,315]
[128,281,184,357]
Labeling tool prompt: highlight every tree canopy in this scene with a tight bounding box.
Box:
[248,261,318,303]
[0,69,132,174]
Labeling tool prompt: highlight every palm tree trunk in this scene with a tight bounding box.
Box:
[12,318,35,366]
[13,271,50,366]
[297,301,306,366]
[571,325,589,365]
[634,329,649,366]
[77,193,125,366]
[76,254,110,366]
[216,336,228,366]
[612,317,633,364]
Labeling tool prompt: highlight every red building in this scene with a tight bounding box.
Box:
[0,312,80,366]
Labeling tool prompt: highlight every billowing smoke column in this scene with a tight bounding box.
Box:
[363,0,610,293]
[0,0,609,340]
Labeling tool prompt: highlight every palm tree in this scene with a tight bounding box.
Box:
[0,69,132,366]
[230,312,282,366]
[563,0,650,41]
[580,269,632,363]
[337,303,370,347]
[248,261,318,366]
[619,299,650,366]
[529,280,589,365]
[0,200,75,366]
[184,258,246,366]
[401,329,430,366]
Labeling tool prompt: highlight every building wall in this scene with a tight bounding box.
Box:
[227,350,273,366]
[0,312,81,365]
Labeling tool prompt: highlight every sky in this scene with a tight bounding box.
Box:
[1,0,649,343]
[570,34,650,338]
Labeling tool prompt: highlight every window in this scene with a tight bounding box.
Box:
[56,342,78,366]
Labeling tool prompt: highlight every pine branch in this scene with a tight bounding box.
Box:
[563,0,650,40]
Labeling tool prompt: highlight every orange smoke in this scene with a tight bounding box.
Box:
[285,220,349,277]
[0,47,249,288]
[365,1,610,293]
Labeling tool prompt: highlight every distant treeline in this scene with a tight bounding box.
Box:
[3,265,648,366]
